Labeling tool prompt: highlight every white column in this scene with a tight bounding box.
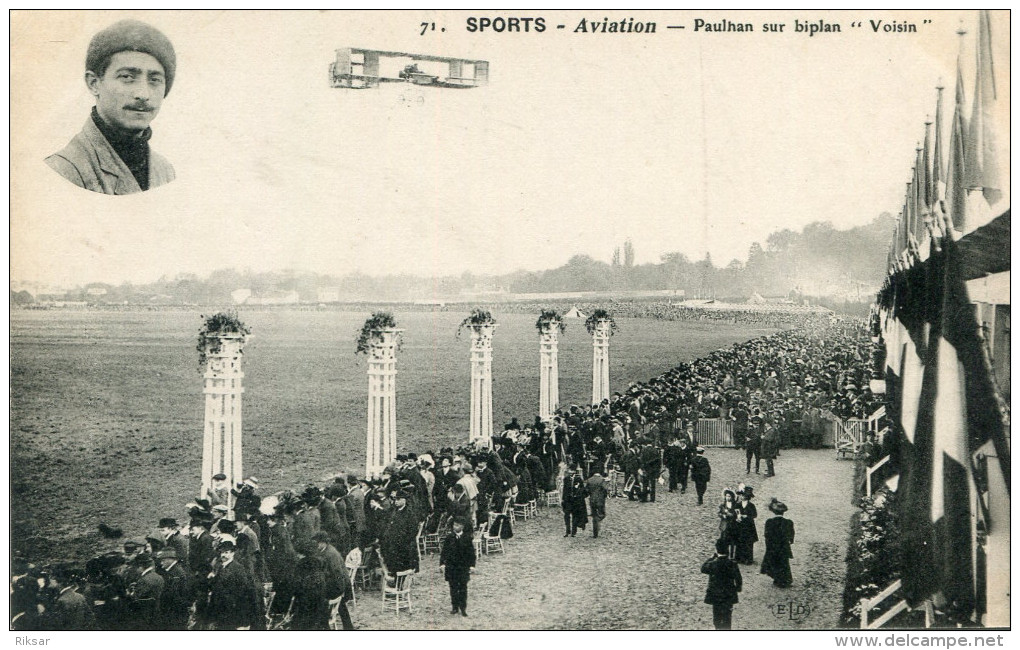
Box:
[201,334,245,502]
[539,323,560,420]
[366,329,402,478]
[469,324,496,447]
[591,320,611,405]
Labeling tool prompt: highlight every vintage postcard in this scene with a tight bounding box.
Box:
[8,9,1010,641]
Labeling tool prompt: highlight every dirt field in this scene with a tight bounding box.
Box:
[350,448,856,630]
[10,309,777,564]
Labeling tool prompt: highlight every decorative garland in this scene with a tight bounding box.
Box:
[355,311,400,355]
[457,308,496,338]
[584,308,618,335]
[535,309,567,334]
[196,310,250,370]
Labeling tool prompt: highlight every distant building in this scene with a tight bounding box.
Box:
[317,287,341,303]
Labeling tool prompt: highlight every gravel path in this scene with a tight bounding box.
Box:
[352,448,856,630]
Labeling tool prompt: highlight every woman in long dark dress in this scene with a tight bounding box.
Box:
[717,489,738,559]
[733,486,759,565]
[760,499,795,587]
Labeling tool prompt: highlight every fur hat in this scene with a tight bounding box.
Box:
[86,20,176,95]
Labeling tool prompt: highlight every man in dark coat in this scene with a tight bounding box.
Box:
[292,492,322,551]
[639,439,662,503]
[313,532,354,630]
[379,490,420,574]
[156,549,192,630]
[159,518,189,567]
[663,438,685,493]
[291,554,330,630]
[439,518,476,616]
[731,402,749,449]
[206,538,259,630]
[702,538,742,630]
[745,417,762,474]
[263,513,299,614]
[188,518,215,577]
[126,553,164,630]
[318,488,348,556]
[562,463,588,536]
[761,423,779,477]
[585,469,608,539]
[46,565,97,630]
[344,476,368,548]
[690,447,712,505]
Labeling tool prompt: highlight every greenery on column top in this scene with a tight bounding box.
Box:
[585,309,618,335]
[355,311,401,355]
[535,309,567,334]
[197,310,250,370]
[457,308,496,338]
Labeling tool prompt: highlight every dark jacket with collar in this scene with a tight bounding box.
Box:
[45,117,174,195]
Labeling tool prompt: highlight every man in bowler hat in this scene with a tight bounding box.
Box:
[46,19,176,194]
[702,538,742,630]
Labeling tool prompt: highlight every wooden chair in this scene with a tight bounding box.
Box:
[501,497,516,526]
[421,513,444,555]
[472,522,485,557]
[381,569,415,614]
[345,547,374,592]
[512,499,531,521]
[262,582,276,629]
[543,490,561,507]
[328,596,346,629]
[481,517,505,555]
[415,520,427,564]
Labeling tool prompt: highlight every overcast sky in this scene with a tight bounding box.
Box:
[10,10,1009,288]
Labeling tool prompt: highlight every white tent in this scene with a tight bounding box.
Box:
[746,292,766,305]
[564,306,586,318]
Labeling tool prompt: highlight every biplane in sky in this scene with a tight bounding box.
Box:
[329,47,489,89]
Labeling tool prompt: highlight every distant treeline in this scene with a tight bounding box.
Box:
[18,214,893,305]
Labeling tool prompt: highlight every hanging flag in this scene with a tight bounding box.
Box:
[932,85,946,202]
[897,218,1010,619]
[913,147,925,243]
[946,51,969,231]
[922,118,934,215]
[964,10,1001,218]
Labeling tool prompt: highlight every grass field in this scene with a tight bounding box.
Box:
[10,309,776,563]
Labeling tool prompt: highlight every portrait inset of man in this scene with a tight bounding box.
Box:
[45,19,176,195]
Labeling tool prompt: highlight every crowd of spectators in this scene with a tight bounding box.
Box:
[10,317,876,631]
